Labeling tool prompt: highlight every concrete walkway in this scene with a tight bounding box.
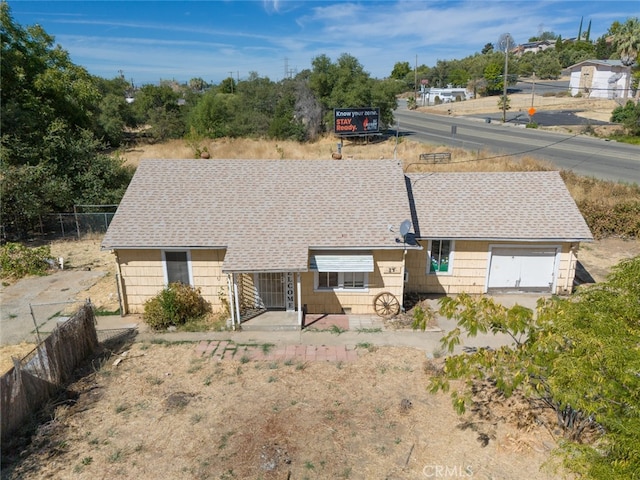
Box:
[87,293,547,362]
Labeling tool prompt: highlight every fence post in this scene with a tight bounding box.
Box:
[74,205,80,239]
[30,303,42,344]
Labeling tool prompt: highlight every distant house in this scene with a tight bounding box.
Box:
[567,59,632,99]
[512,40,556,56]
[101,160,592,328]
[420,86,473,106]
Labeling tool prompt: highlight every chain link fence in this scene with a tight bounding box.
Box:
[2,205,117,242]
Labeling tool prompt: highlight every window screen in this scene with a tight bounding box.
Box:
[165,251,190,284]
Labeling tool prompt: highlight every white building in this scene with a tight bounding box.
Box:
[420,86,473,106]
[567,59,632,100]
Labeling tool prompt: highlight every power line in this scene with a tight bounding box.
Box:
[404,131,582,174]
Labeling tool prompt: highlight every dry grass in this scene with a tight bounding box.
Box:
[3,344,561,480]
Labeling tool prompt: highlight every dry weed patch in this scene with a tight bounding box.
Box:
[3,344,560,479]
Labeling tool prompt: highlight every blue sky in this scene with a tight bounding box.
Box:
[8,1,639,86]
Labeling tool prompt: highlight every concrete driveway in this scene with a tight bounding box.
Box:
[0,270,105,345]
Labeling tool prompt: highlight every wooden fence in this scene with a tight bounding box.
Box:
[1,303,98,441]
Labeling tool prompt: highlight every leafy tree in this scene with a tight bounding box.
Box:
[481,42,494,54]
[219,76,236,94]
[186,90,235,138]
[448,68,470,87]
[428,256,640,480]
[97,93,129,147]
[594,34,616,60]
[557,40,595,68]
[1,2,100,166]
[426,59,451,87]
[268,82,306,141]
[308,53,397,132]
[532,49,562,79]
[0,3,133,237]
[390,61,411,80]
[131,84,184,140]
[482,61,504,95]
[611,100,640,136]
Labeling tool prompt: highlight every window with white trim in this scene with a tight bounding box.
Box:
[315,271,367,290]
[163,250,192,285]
[428,240,454,274]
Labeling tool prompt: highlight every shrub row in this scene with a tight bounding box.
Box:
[0,242,52,279]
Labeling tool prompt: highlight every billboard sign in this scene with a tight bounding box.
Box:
[334,108,380,135]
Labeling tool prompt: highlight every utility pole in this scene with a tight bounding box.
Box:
[414,54,418,102]
[502,44,508,123]
[229,71,234,93]
[531,72,536,108]
[497,33,513,123]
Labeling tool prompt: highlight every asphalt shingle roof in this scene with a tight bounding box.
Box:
[101,159,412,272]
[406,171,593,241]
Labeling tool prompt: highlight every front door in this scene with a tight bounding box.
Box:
[255,273,285,309]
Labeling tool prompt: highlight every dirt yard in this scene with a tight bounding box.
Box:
[3,344,564,480]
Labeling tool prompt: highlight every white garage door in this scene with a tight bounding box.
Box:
[487,247,558,292]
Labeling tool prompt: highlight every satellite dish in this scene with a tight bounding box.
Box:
[399,219,412,238]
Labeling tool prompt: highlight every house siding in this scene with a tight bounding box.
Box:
[116,249,227,314]
[301,250,405,315]
[405,240,577,295]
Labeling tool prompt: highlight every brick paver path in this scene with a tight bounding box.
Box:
[194,340,358,362]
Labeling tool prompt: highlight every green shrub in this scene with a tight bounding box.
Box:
[143,283,211,330]
[0,242,52,279]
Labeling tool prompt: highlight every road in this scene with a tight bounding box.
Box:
[393,101,640,184]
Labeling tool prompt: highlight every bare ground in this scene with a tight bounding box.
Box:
[3,345,564,480]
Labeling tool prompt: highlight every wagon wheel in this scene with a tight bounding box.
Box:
[373,292,400,318]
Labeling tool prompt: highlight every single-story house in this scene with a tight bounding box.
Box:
[567,59,632,100]
[101,160,593,327]
[512,40,556,56]
[419,86,473,106]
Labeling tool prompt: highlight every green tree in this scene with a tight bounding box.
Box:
[481,42,494,54]
[308,53,397,132]
[268,83,306,141]
[186,90,235,138]
[390,61,411,80]
[533,49,562,79]
[0,2,133,237]
[482,61,504,95]
[428,256,640,480]
[611,100,640,136]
